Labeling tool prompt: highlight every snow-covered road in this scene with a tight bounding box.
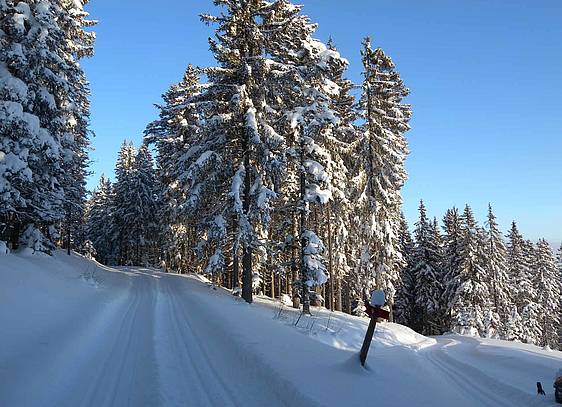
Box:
[2,252,562,407]
[1,262,296,407]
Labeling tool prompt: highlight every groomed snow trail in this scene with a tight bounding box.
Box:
[2,253,562,407]
[0,258,307,407]
[154,272,304,407]
[422,336,557,407]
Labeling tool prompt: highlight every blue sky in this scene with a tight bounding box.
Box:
[82,0,562,243]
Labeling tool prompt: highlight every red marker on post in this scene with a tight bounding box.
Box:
[359,289,389,367]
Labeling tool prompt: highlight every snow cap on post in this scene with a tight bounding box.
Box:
[370,289,385,308]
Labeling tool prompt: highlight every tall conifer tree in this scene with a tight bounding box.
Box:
[0,0,95,252]
[450,205,491,336]
[484,204,511,334]
[355,37,411,316]
[533,239,560,348]
[411,202,443,334]
[394,213,416,327]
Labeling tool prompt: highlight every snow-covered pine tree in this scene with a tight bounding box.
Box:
[411,201,443,335]
[558,244,562,273]
[394,213,416,327]
[111,141,137,265]
[316,38,357,312]
[532,239,560,348]
[1,0,64,251]
[106,142,158,267]
[56,0,96,255]
[129,145,158,265]
[506,222,537,343]
[504,306,524,342]
[355,37,411,318]
[281,24,350,314]
[430,217,447,331]
[145,65,202,274]
[199,0,323,302]
[450,205,491,336]
[0,0,40,246]
[85,175,114,264]
[484,204,511,336]
[520,239,543,344]
[199,1,350,308]
[475,225,501,338]
[442,207,463,330]
[558,244,562,349]
[0,0,95,252]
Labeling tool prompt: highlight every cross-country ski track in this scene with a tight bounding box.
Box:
[1,251,561,406]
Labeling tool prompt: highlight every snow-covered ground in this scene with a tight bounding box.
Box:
[1,251,561,407]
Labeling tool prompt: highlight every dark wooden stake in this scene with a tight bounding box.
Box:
[359,312,378,367]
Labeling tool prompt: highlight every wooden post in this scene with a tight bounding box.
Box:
[359,315,378,367]
[359,289,387,367]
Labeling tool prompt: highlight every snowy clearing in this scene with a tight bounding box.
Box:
[1,251,561,407]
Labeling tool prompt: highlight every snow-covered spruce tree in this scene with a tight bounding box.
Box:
[519,240,542,345]
[441,207,465,331]
[1,0,64,251]
[411,201,443,335]
[56,0,96,255]
[199,1,319,302]
[475,225,502,338]
[484,204,511,336]
[0,1,40,246]
[128,144,158,265]
[0,0,95,252]
[532,239,560,348]
[393,213,416,327]
[558,245,562,273]
[430,217,447,330]
[145,65,202,274]
[280,25,351,314]
[111,141,137,265]
[558,244,562,349]
[316,38,357,311]
[85,175,114,264]
[450,205,492,336]
[354,37,411,318]
[107,143,158,267]
[504,305,523,342]
[198,1,349,307]
[506,222,537,343]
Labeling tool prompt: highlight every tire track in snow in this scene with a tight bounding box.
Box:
[156,278,232,406]
[72,273,159,407]
[81,286,141,406]
[0,274,139,407]
[155,274,324,407]
[424,338,546,407]
[169,290,242,406]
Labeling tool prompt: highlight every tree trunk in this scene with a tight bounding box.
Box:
[327,204,334,311]
[335,277,342,312]
[268,227,275,298]
[241,147,253,304]
[66,222,71,256]
[300,154,310,314]
[344,279,351,314]
[290,211,298,297]
[277,271,282,297]
[233,243,240,288]
[9,217,20,250]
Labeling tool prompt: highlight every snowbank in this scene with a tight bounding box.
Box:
[254,294,435,352]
